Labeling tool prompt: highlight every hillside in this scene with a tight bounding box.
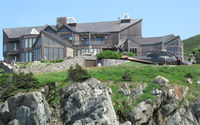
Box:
[183,34,200,57]
[1,62,200,124]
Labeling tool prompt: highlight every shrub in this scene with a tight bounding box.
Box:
[192,47,200,63]
[1,72,41,100]
[97,50,121,59]
[126,51,135,57]
[68,64,91,82]
[122,70,132,81]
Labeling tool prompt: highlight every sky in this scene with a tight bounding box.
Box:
[0,0,200,60]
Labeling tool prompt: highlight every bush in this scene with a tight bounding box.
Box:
[122,70,132,81]
[1,72,41,100]
[192,47,200,63]
[126,51,135,57]
[97,50,121,59]
[68,64,91,82]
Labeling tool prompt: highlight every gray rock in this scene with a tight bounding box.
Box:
[132,84,146,101]
[63,78,119,125]
[187,78,193,84]
[196,79,200,85]
[153,76,169,87]
[54,82,60,88]
[8,119,19,125]
[120,121,132,125]
[164,107,199,125]
[118,83,131,96]
[0,91,51,125]
[193,98,200,124]
[127,101,153,125]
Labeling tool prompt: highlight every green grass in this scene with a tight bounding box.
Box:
[183,34,200,57]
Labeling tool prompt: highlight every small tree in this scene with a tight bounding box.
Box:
[125,51,135,57]
[97,50,121,59]
[122,70,132,81]
[68,64,91,82]
[192,47,200,63]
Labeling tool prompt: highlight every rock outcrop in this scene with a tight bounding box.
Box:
[126,76,199,125]
[0,91,51,125]
[63,78,119,125]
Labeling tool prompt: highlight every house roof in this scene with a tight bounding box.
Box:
[130,34,178,45]
[3,19,142,39]
[42,31,73,48]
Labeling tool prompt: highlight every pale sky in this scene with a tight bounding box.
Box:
[0,0,200,60]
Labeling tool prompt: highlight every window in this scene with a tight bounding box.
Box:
[54,48,58,60]
[26,52,29,62]
[49,48,53,60]
[65,34,68,40]
[94,49,97,55]
[44,37,48,46]
[14,56,17,63]
[33,38,36,45]
[20,53,24,62]
[44,48,48,60]
[3,44,7,52]
[69,34,72,41]
[96,37,104,44]
[25,39,29,48]
[29,52,32,62]
[29,38,33,48]
[14,43,17,50]
[59,48,63,59]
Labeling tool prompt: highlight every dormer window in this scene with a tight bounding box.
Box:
[120,13,131,23]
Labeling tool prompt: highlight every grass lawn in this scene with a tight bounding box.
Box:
[33,62,200,112]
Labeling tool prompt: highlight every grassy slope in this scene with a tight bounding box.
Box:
[35,62,200,113]
[183,34,200,57]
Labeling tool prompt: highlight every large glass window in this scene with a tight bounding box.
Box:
[14,43,17,50]
[29,38,33,48]
[49,48,53,60]
[20,53,24,62]
[44,48,48,60]
[69,34,72,41]
[29,52,32,62]
[3,44,7,52]
[54,48,58,60]
[25,39,29,48]
[33,38,36,45]
[26,52,29,62]
[59,48,64,59]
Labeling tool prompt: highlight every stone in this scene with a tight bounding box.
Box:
[152,88,162,96]
[118,83,131,96]
[120,121,132,125]
[127,101,154,125]
[8,119,19,125]
[63,78,119,125]
[0,91,51,125]
[54,82,60,88]
[132,84,146,101]
[187,78,193,84]
[196,79,200,85]
[153,76,169,87]
[192,98,200,124]
[164,107,198,125]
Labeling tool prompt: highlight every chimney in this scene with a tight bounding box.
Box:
[57,17,68,27]
[56,17,77,27]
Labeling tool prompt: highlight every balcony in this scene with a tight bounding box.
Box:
[7,49,20,55]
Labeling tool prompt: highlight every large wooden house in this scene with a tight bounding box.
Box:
[2,14,183,62]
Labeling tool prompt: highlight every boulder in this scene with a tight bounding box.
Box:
[63,78,119,125]
[153,76,169,87]
[187,78,193,84]
[164,107,198,125]
[118,83,131,96]
[120,121,132,125]
[193,98,200,124]
[0,91,51,125]
[132,84,146,101]
[196,79,200,85]
[127,100,154,125]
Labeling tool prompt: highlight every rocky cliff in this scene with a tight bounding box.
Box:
[0,77,200,125]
